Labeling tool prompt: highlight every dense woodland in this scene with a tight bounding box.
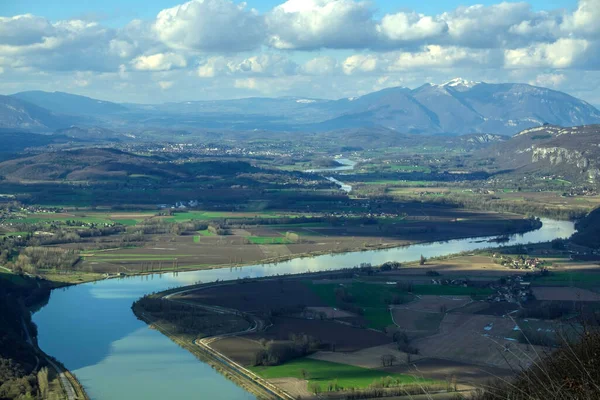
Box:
[572,207,600,248]
[0,275,51,400]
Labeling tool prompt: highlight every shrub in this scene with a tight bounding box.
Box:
[475,329,600,399]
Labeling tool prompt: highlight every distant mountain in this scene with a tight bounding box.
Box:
[477,124,600,184]
[0,95,70,131]
[11,91,127,116]
[3,80,599,136]
[124,79,600,135]
[315,79,600,135]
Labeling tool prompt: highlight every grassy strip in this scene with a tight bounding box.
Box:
[248,236,292,245]
[250,358,436,390]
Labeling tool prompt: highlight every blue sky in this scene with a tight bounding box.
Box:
[0,0,598,105]
[3,0,577,25]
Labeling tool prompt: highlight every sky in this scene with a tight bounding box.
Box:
[1,0,599,105]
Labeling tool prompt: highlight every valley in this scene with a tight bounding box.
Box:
[1,86,600,400]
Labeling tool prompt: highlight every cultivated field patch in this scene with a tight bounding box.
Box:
[532,286,600,301]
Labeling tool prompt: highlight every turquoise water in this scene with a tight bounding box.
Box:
[33,219,575,400]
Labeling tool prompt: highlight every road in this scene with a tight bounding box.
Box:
[21,317,77,400]
[162,284,293,400]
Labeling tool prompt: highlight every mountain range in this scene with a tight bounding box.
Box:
[2,79,600,136]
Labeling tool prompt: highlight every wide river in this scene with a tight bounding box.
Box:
[33,218,575,400]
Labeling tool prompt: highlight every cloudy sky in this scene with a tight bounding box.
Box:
[1,0,599,105]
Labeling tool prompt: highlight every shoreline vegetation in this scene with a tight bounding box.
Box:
[131,235,579,400]
[34,216,545,286]
[0,272,89,400]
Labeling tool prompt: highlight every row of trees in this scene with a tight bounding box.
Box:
[252,334,321,366]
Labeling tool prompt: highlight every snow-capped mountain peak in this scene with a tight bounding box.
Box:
[440,78,481,90]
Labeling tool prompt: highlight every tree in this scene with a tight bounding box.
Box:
[308,382,321,394]
[300,369,309,380]
[420,254,426,265]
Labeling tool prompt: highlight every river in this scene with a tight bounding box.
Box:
[305,158,356,192]
[33,219,575,400]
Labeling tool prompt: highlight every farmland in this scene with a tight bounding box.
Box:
[0,201,543,283]
[133,242,600,399]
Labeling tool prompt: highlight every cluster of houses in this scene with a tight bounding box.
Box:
[493,254,544,270]
[488,275,532,303]
[158,200,200,209]
[430,278,469,287]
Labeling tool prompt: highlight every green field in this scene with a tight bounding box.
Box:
[389,165,431,173]
[307,281,493,329]
[250,358,434,390]
[166,211,286,222]
[111,219,138,226]
[248,236,292,245]
[410,285,494,296]
[533,271,600,287]
[307,282,413,330]
[3,211,156,227]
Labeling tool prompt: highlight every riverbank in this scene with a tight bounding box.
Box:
[45,216,543,287]
[133,304,281,399]
[32,218,576,400]
[135,237,596,400]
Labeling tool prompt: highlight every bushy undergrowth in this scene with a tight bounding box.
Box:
[476,329,600,399]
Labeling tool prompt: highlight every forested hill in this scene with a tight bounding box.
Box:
[571,207,600,248]
[0,273,51,399]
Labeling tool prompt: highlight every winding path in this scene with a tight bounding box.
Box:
[162,284,293,400]
[22,318,77,400]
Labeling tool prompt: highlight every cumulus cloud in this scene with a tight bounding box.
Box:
[2,0,600,103]
[342,54,379,75]
[377,12,447,43]
[391,46,494,70]
[505,38,591,68]
[561,0,600,37]
[154,0,264,52]
[132,52,187,71]
[0,14,55,46]
[302,56,338,75]
[266,0,376,50]
[531,73,567,87]
[197,54,297,77]
[158,81,174,89]
[234,77,258,90]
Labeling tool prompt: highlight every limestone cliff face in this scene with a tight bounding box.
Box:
[477,124,600,184]
[532,148,590,169]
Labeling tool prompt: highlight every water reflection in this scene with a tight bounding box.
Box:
[33,218,574,400]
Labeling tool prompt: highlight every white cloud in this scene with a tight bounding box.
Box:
[391,46,493,70]
[197,54,297,77]
[1,0,600,104]
[505,38,590,68]
[0,14,55,46]
[158,81,174,89]
[561,0,600,37]
[154,0,264,52]
[302,56,338,75]
[342,54,379,75]
[440,2,534,48]
[132,52,187,71]
[234,77,258,90]
[197,57,227,78]
[266,0,376,50]
[531,73,566,87]
[377,12,447,43]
